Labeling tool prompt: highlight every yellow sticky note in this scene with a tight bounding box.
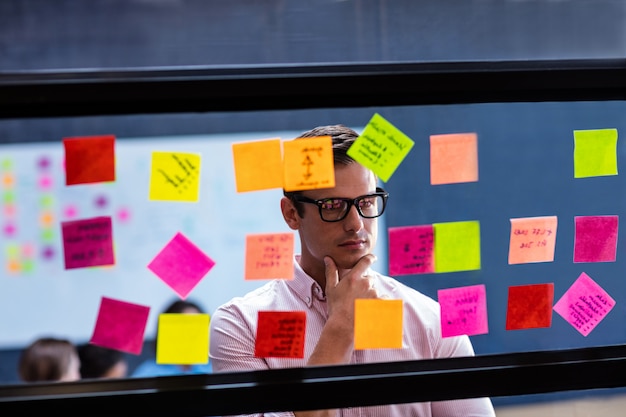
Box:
[430,133,478,185]
[232,138,283,192]
[156,313,210,365]
[573,128,618,178]
[245,232,294,280]
[434,221,481,273]
[283,136,334,192]
[149,152,201,202]
[508,216,558,264]
[354,299,403,350]
[347,113,414,182]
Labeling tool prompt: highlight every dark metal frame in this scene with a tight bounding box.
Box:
[2,59,626,414]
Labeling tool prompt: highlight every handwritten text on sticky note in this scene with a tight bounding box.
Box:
[245,232,294,280]
[553,272,615,336]
[508,216,558,264]
[61,216,115,269]
[388,225,434,275]
[149,151,201,202]
[438,284,488,338]
[283,136,334,192]
[347,113,414,182]
[255,311,306,358]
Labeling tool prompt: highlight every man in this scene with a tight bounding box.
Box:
[210,124,495,416]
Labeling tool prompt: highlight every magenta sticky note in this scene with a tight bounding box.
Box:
[388,225,434,275]
[61,216,115,269]
[553,272,616,336]
[573,215,618,263]
[90,297,150,355]
[147,232,215,299]
[438,284,488,338]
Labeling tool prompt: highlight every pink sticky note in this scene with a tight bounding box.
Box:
[574,215,618,263]
[61,216,115,269]
[438,284,488,338]
[388,225,434,275]
[553,272,616,336]
[90,297,150,355]
[147,232,215,299]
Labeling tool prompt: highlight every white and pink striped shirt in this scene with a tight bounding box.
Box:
[210,258,495,417]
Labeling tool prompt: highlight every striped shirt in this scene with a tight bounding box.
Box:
[210,257,495,417]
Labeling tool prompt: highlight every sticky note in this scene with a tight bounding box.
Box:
[283,136,334,192]
[388,225,434,275]
[61,216,115,269]
[573,128,618,178]
[64,135,115,185]
[255,311,306,358]
[149,151,201,202]
[508,216,558,264]
[354,299,403,350]
[438,284,488,338]
[147,232,215,299]
[156,313,210,364]
[505,283,554,331]
[90,297,150,355]
[573,215,618,263]
[433,221,481,273]
[553,272,615,337]
[430,133,478,185]
[232,138,283,192]
[245,232,294,280]
[347,113,414,182]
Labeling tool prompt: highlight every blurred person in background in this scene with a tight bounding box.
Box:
[18,336,81,383]
[77,343,128,379]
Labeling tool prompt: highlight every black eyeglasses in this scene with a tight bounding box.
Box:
[287,187,389,222]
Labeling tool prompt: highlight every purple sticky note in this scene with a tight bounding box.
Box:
[147,232,215,299]
[553,272,615,336]
[90,297,150,355]
[388,225,434,275]
[438,284,488,338]
[574,215,618,263]
[61,216,115,269]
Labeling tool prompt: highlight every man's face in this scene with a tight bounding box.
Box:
[294,163,379,274]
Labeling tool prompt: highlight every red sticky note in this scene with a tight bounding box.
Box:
[245,232,294,280]
[255,311,306,358]
[388,225,434,275]
[505,283,554,330]
[64,135,115,185]
[553,272,616,336]
[147,232,215,299]
[438,284,488,338]
[61,216,115,269]
[574,215,619,263]
[90,297,150,355]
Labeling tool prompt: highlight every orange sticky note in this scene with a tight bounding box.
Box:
[255,311,306,358]
[508,216,558,264]
[354,299,403,350]
[430,133,478,185]
[245,232,294,280]
[283,136,335,192]
[64,135,116,185]
[232,138,283,192]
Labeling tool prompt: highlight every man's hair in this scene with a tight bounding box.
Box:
[285,125,360,217]
[77,344,126,379]
[18,337,76,382]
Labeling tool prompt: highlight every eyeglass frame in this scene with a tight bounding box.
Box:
[285,187,389,222]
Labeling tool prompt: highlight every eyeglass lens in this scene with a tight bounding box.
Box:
[319,195,384,221]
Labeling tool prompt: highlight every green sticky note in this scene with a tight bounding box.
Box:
[573,128,618,178]
[347,113,414,182]
[434,221,481,273]
[156,313,210,365]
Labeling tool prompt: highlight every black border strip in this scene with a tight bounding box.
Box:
[1,59,626,118]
